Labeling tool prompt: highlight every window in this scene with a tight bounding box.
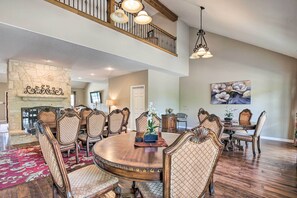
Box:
[90,91,102,104]
[71,91,76,107]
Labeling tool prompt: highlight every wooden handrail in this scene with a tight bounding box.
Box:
[45,0,177,55]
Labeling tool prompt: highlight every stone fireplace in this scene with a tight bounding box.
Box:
[8,60,71,133]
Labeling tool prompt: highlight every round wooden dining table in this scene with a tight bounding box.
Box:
[93,132,180,181]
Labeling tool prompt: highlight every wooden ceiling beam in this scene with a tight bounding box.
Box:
[144,0,178,22]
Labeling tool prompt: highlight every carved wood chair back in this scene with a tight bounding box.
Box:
[36,121,71,196]
[200,114,224,138]
[122,107,130,127]
[163,130,224,197]
[37,109,57,129]
[239,109,253,125]
[87,110,106,138]
[108,109,124,135]
[198,108,210,124]
[56,111,81,145]
[80,108,93,126]
[135,111,161,132]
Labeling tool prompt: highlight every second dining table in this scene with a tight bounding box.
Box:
[93,132,180,182]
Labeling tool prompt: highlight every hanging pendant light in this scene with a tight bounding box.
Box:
[110,8,129,24]
[122,0,143,14]
[190,6,213,59]
[134,10,152,25]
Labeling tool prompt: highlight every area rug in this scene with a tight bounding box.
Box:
[0,145,93,189]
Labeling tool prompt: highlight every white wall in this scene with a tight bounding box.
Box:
[151,13,177,37]
[0,0,189,76]
[85,81,109,113]
[148,70,179,116]
[180,29,297,140]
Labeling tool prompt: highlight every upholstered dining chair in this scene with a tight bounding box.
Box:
[135,111,161,132]
[56,111,81,164]
[136,129,224,198]
[79,107,93,130]
[232,111,267,156]
[36,121,121,198]
[199,114,224,139]
[78,110,106,157]
[106,109,124,137]
[197,108,210,124]
[234,109,253,147]
[37,109,57,132]
[121,107,130,133]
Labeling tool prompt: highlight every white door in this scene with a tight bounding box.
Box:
[130,85,145,130]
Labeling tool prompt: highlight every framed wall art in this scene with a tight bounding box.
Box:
[211,80,251,104]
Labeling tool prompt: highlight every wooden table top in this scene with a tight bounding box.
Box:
[92,132,180,181]
[222,120,256,130]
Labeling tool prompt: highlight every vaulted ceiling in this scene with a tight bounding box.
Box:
[160,0,297,59]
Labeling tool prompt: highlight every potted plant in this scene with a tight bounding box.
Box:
[144,102,159,143]
[224,106,236,122]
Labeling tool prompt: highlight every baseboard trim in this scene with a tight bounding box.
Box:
[261,136,293,143]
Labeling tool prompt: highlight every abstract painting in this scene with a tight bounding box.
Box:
[211,80,251,104]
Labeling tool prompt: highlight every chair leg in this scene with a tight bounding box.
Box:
[67,150,70,158]
[52,184,58,198]
[245,141,248,148]
[114,185,122,198]
[86,140,90,157]
[209,175,215,195]
[252,139,256,156]
[257,136,261,154]
[185,122,187,130]
[75,143,79,164]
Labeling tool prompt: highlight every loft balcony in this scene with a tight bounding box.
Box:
[46,0,177,55]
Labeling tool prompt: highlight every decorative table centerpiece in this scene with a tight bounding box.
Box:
[144,102,159,143]
[224,106,237,122]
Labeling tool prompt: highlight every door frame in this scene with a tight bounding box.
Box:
[130,85,145,130]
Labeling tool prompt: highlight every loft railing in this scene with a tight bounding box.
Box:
[46,0,177,55]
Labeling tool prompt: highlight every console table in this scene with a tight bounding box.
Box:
[161,114,177,132]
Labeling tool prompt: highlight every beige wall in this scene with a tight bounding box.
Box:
[180,29,297,140]
[108,70,148,110]
[8,60,71,131]
[0,82,8,121]
[85,81,109,112]
[148,70,179,116]
[71,88,85,106]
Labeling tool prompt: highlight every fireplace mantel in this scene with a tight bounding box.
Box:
[18,94,67,101]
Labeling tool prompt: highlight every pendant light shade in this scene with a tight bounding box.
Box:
[122,0,143,14]
[190,6,213,59]
[110,9,129,24]
[134,11,152,25]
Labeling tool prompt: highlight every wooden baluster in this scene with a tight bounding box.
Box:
[107,0,115,24]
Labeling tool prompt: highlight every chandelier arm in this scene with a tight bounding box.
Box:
[194,34,201,51]
[202,35,208,48]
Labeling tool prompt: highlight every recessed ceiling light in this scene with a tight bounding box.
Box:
[90,73,95,76]
[105,67,114,71]
[78,77,82,80]
[45,59,51,63]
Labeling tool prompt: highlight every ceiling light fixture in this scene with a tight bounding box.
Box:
[190,6,213,59]
[105,67,114,71]
[110,0,152,25]
[90,73,95,76]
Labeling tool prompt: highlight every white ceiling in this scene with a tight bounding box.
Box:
[160,0,297,59]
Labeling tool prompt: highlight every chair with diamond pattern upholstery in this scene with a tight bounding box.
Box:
[233,111,266,156]
[105,109,124,137]
[79,107,93,130]
[78,110,106,157]
[137,129,224,198]
[199,114,224,139]
[136,111,161,132]
[121,107,130,133]
[36,121,121,198]
[56,111,81,164]
[197,108,210,124]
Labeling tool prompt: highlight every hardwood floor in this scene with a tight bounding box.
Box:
[0,138,296,197]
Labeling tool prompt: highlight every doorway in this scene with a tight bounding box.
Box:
[130,85,145,130]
